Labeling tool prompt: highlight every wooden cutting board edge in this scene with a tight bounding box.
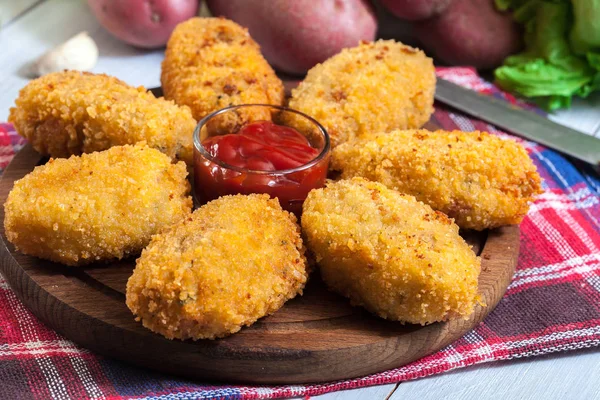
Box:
[0,139,519,385]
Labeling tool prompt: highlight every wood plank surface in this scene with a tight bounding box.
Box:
[549,95,600,138]
[390,348,600,400]
[0,0,45,27]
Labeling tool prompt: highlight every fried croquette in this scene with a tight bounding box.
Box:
[8,71,197,166]
[161,17,285,123]
[302,178,481,325]
[4,143,192,266]
[126,194,308,340]
[289,40,435,147]
[331,130,543,230]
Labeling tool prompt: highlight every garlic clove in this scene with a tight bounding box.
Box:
[30,32,99,77]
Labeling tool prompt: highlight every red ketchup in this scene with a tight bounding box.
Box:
[194,121,329,214]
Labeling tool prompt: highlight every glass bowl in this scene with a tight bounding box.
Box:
[192,104,330,215]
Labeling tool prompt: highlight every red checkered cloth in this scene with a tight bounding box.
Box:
[0,68,599,400]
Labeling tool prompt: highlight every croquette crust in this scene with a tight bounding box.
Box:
[3,143,192,266]
[8,71,197,166]
[331,130,543,230]
[302,178,481,325]
[161,17,285,122]
[126,194,308,340]
[289,40,435,147]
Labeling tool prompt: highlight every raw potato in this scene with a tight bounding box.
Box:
[302,178,481,325]
[206,0,377,74]
[413,0,522,69]
[87,0,200,48]
[161,17,284,122]
[379,0,454,21]
[289,40,435,148]
[375,4,418,45]
[126,194,308,340]
[332,130,543,230]
[8,71,197,167]
[4,144,192,266]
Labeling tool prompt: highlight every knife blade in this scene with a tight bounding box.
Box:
[435,78,600,167]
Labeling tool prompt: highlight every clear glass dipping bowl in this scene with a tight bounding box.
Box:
[192,104,330,215]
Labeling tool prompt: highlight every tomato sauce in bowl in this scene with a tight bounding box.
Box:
[193,105,330,215]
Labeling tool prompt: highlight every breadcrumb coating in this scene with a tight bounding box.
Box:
[126,194,308,340]
[8,71,197,166]
[302,178,481,325]
[4,143,192,266]
[161,17,284,123]
[289,40,435,147]
[331,130,543,230]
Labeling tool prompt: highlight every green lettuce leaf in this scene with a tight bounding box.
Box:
[569,0,600,55]
[494,0,600,110]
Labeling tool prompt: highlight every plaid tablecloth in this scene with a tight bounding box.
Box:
[0,68,599,400]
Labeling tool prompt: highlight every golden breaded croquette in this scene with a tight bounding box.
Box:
[4,143,192,266]
[302,178,481,325]
[161,17,284,123]
[289,40,435,147]
[126,194,308,340]
[8,71,197,166]
[331,130,543,230]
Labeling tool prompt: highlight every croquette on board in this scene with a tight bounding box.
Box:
[289,40,435,147]
[126,194,308,340]
[161,17,285,122]
[8,71,197,166]
[4,143,192,266]
[331,130,543,230]
[302,178,481,325]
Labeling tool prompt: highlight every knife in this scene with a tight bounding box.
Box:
[435,78,600,167]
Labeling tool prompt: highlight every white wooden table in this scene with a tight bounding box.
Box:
[1,1,599,399]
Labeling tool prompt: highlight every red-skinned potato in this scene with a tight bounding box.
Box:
[378,0,454,21]
[206,0,377,75]
[413,0,522,69]
[375,1,418,45]
[88,0,200,49]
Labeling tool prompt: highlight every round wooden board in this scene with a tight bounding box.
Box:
[0,134,519,385]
